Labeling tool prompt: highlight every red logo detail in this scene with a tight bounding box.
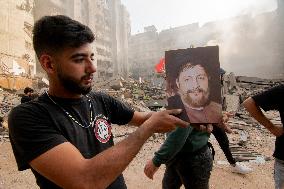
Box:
[94,119,111,143]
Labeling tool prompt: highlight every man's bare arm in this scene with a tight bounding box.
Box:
[242,97,283,137]
[30,109,189,189]
[128,111,153,126]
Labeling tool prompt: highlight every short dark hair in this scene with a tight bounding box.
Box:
[165,46,220,95]
[33,15,95,58]
[165,46,220,81]
[24,87,33,94]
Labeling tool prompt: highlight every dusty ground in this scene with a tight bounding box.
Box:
[0,122,276,189]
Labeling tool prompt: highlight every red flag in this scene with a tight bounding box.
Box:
[155,58,165,73]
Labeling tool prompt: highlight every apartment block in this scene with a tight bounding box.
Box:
[128,25,160,78]
[0,0,35,77]
[128,2,284,79]
[33,0,130,80]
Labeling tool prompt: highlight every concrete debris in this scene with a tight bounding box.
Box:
[223,72,238,94]
[249,156,267,164]
[145,99,167,111]
[224,94,240,113]
[0,74,283,165]
[239,130,248,146]
[0,89,20,119]
[93,77,166,112]
[230,145,263,162]
[222,73,284,110]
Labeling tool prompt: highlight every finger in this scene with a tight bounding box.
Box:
[222,114,230,122]
[144,163,154,179]
[223,111,234,116]
[166,109,182,115]
[199,125,206,131]
[169,116,189,128]
[206,124,213,133]
[223,123,233,134]
[227,111,235,117]
[149,172,154,179]
[144,167,151,179]
[144,169,153,179]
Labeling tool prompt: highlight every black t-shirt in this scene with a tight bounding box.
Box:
[9,92,134,189]
[252,84,284,160]
[20,95,33,103]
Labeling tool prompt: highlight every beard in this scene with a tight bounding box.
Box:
[57,72,92,95]
[183,87,210,108]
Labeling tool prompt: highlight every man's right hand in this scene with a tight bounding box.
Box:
[145,109,189,133]
[214,111,233,134]
[144,159,159,179]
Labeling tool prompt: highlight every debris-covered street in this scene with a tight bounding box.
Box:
[1,1,283,188]
[0,74,283,189]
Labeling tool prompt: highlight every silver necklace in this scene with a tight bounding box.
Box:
[45,91,94,128]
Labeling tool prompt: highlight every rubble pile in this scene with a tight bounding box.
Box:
[0,89,20,118]
[0,88,20,141]
[95,74,282,164]
[0,74,283,156]
[106,74,284,164]
[221,110,275,162]
[236,76,284,101]
[219,73,284,162]
[93,77,166,112]
[223,73,283,110]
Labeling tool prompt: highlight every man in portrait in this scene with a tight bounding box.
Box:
[165,46,222,124]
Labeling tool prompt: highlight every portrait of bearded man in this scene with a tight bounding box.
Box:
[165,46,222,124]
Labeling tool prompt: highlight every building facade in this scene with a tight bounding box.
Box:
[0,0,36,77]
[128,25,160,79]
[33,0,130,80]
[108,0,131,79]
[128,2,283,79]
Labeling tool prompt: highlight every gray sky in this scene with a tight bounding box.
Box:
[120,0,277,34]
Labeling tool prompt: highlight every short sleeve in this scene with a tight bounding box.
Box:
[93,92,134,125]
[8,104,67,171]
[252,84,283,112]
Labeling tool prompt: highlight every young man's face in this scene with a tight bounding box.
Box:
[28,91,33,97]
[53,43,96,95]
[176,64,210,108]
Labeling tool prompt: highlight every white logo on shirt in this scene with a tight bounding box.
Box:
[94,118,111,143]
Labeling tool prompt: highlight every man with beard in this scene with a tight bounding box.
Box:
[8,15,189,189]
[176,63,222,123]
[144,62,224,189]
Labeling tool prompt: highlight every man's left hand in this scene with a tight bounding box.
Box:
[144,159,159,179]
[214,111,233,133]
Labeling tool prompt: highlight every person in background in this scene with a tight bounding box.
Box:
[212,124,252,174]
[144,60,230,189]
[214,68,252,174]
[20,87,34,103]
[243,84,284,189]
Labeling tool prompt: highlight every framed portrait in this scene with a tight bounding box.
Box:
[165,46,222,124]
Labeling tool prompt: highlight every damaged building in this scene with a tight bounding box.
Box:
[35,0,130,80]
[128,25,161,79]
[33,0,131,81]
[0,0,36,90]
[128,0,284,79]
[0,0,131,91]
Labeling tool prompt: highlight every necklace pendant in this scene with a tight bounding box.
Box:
[91,121,95,128]
[46,91,94,129]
